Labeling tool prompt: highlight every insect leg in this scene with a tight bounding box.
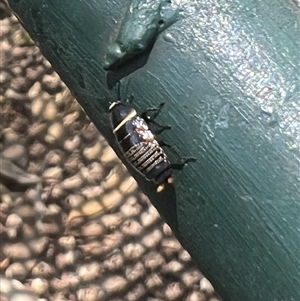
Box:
[159,141,196,169]
[141,103,170,134]
[127,94,134,103]
[141,102,165,120]
[150,121,171,135]
[115,80,134,103]
[169,156,196,170]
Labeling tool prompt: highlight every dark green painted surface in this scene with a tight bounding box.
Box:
[7,0,300,300]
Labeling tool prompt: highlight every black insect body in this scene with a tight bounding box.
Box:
[109,99,195,192]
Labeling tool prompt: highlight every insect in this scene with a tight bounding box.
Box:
[109,96,195,192]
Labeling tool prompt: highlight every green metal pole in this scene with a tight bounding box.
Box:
[7,0,300,300]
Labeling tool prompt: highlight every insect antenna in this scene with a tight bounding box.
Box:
[116,81,122,101]
[112,78,135,104]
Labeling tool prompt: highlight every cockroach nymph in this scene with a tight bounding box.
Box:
[109,94,195,193]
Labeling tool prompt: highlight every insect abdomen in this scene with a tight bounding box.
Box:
[125,142,172,184]
[110,102,173,188]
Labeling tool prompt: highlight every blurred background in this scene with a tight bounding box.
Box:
[0,1,221,300]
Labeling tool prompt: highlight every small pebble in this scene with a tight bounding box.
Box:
[5,213,23,238]
[0,70,12,86]
[10,76,30,93]
[187,291,206,301]
[1,38,11,52]
[181,270,201,287]
[121,219,143,237]
[28,237,50,255]
[42,166,63,184]
[31,261,55,278]
[77,286,102,301]
[119,176,138,194]
[19,55,34,70]
[44,149,64,165]
[162,260,183,274]
[50,278,70,291]
[45,122,64,144]
[31,96,44,116]
[5,213,23,230]
[125,284,146,301]
[61,174,83,190]
[49,184,64,199]
[3,242,31,260]
[103,251,124,271]
[80,221,104,237]
[28,81,42,99]
[161,238,182,257]
[35,219,61,236]
[122,243,145,261]
[63,111,79,126]
[100,145,118,164]
[77,262,102,282]
[10,114,30,134]
[125,262,145,282]
[79,232,122,256]
[66,194,85,208]
[9,292,38,301]
[21,222,37,239]
[101,190,123,212]
[82,142,102,161]
[140,206,160,228]
[42,73,61,94]
[100,213,123,230]
[102,276,128,294]
[61,271,80,289]
[80,186,103,199]
[30,278,49,296]
[164,282,183,300]
[102,170,120,190]
[143,252,165,270]
[28,122,47,137]
[0,258,10,271]
[64,153,81,174]
[141,229,162,249]
[81,162,104,184]
[11,46,28,59]
[29,141,47,158]
[80,123,98,141]
[1,144,26,162]
[26,65,44,82]
[0,18,12,34]
[55,250,80,269]
[5,262,28,280]
[57,236,76,250]
[145,273,163,289]
[43,100,58,120]
[43,59,52,70]
[179,250,192,262]
[1,128,19,143]
[200,278,215,295]
[163,223,173,236]
[63,135,81,152]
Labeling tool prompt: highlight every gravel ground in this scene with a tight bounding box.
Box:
[0,2,221,301]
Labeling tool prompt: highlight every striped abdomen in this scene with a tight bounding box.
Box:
[110,103,172,185]
[125,141,172,184]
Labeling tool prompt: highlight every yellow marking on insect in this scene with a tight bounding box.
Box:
[167,177,174,184]
[109,101,121,110]
[113,109,137,133]
[157,184,165,193]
